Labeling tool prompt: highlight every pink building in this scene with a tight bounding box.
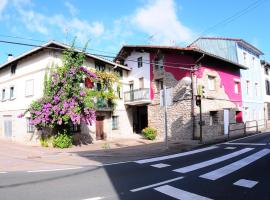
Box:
[116,46,246,141]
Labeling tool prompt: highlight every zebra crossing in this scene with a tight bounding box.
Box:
[133,144,270,199]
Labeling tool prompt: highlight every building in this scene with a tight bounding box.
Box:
[190,37,265,123]
[0,41,133,144]
[261,60,270,123]
[115,45,246,141]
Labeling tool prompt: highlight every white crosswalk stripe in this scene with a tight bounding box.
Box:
[135,146,218,164]
[154,185,213,200]
[200,149,270,180]
[173,148,253,173]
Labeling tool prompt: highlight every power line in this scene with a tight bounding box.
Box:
[190,0,268,43]
[0,39,197,71]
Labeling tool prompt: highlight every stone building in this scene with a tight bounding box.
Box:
[115,46,246,141]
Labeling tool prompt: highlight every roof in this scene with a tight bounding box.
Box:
[0,40,130,71]
[190,37,264,56]
[115,45,247,69]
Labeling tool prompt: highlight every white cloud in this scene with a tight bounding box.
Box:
[132,0,193,45]
[0,0,7,18]
[65,1,78,16]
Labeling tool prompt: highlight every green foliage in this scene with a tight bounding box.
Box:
[52,133,73,148]
[142,127,157,140]
[40,136,53,147]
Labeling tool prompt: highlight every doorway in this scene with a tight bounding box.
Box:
[133,106,148,133]
[224,109,229,135]
[96,116,105,140]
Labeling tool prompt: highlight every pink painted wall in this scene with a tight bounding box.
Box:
[149,51,242,107]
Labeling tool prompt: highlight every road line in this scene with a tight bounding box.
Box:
[82,197,104,200]
[27,166,83,173]
[151,163,171,168]
[154,185,213,200]
[224,147,237,150]
[130,177,184,192]
[135,146,218,164]
[0,172,7,174]
[233,179,258,188]
[225,142,267,146]
[200,149,270,180]
[173,148,253,173]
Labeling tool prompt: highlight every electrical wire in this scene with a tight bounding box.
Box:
[0,39,198,71]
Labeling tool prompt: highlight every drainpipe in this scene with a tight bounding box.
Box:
[190,68,196,140]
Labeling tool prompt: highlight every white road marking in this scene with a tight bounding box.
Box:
[0,172,7,174]
[200,149,270,180]
[130,177,184,192]
[27,167,83,173]
[82,197,104,200]
[225,142,267,146]
[151,163,171,168]
[135,146,218,164]
[154,185,213,200]
[173,148,253,173]
[233,179,258,188]
[225,147,237,150]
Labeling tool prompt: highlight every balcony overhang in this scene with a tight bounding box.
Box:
[124,99,151,106]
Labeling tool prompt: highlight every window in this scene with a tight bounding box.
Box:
[112,116,119,130]
[137,57,143,68]
[129,81,134,91]
[267,103,270,120]
[234,81,240,94]
[266,80,270,95]
[95,62,105,71]
[96,83,102,91]
[26,118,34,133]
[139,77,144,89]
[265,67,269,75]
[246,80,250,95]
[235,111,243,123]
[156,79,163,90]
[209,111,218,125]
[10,86,15,99]
[25,79,34,97]
[2,88,6,101]
[114,68,123,77]
[243,52,247,65]
[117,86,122,99]
[207,75,215,91]
[154,57,163,71]
[255,83,258,97]
[11,63,17,74]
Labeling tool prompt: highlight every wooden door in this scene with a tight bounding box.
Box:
[96,116,105,140]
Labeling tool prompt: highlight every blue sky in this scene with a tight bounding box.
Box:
[0,0,269,64]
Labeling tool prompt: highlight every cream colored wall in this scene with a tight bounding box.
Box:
[0,49,134,144]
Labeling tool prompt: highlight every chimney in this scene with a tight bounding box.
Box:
[7,54,14,61]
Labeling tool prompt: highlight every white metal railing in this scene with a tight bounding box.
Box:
[124,88,150,102]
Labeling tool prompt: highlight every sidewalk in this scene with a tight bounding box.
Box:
[0,138,200,172]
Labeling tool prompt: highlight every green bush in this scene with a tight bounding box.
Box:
[142,127,157,140]
[40,136,49,147]
[52,133,73,148]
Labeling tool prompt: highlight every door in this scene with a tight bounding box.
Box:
[4,116,12,138]
[224,109,229,135]
[96,116,105,140]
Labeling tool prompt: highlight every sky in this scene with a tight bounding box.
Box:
[0,0,269,64]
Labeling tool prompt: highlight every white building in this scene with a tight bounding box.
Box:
[0,41,135,145]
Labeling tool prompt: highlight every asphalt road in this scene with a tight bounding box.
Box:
[1,132,270,200]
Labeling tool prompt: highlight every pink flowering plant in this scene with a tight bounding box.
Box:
[20,42,97,135]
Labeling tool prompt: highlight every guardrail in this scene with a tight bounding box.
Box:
[228,120,266,139]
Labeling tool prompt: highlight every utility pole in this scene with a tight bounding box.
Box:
[163,87,168,149]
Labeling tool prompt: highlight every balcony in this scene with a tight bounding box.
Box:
[95,98,113,111]
[124,88,151,105]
